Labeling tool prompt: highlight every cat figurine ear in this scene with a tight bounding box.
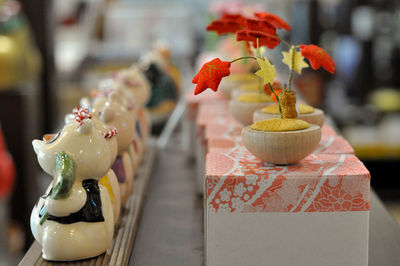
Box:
[79,97,92,110]
[100,107,115,124]
[78,119,93,135]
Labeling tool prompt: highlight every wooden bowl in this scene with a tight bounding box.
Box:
[231,88,256,99]
[229,99,272,126]
[218,81,234,99]
[253,108,324,126]
[241,124,321,164]
[219,75,260,99]
[231,83,262,99]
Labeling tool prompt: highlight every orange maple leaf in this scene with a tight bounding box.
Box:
[192,58,231,95]
[300,44,335,74]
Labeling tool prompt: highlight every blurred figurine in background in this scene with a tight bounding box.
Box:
[140,45,179,132]
[153,40,182,92]
[0,0,41,89]
[0,125,15,260]
[0,125,15,213]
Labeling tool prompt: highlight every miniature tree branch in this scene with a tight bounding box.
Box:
[275,35,291,48]
[230,56,257,63]
[287,47,295,91]
[256,37,263,96]
[279,90,298,119]
[268,83,282,118]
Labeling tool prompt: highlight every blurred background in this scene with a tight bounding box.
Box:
[0,0,399,263]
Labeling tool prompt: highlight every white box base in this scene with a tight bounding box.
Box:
[182,115,197,159]
[206,211,369,266]
[195,137,206,194]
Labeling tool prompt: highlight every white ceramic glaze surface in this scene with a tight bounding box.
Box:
[65,112,118,165]
[92,96,136,156]
[44,181,87,217]
[31,118,115,261]
[32,121,112,178]
[115,65,151,107]
[31,186,113,261]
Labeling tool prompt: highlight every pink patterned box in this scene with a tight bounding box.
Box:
[186,90,225,121]
[317,125,355,154]
[183,90,226,159]
[205,150,370,266]
[194,101,234,193]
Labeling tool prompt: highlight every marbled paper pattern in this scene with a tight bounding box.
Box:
[206,152,370,213]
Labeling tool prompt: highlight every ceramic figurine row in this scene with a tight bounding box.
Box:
[30,65,151,261]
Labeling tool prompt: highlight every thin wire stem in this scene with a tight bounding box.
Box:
[230,56,257,64]
[276,34,291,48]
[268,83,283,118]
[287,47,295,91]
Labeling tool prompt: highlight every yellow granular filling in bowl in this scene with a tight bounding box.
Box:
[226,74,259,83]
[251,118,310,132]
[237,93,272,103]
[262,104,315,114]
[239,83,260,92]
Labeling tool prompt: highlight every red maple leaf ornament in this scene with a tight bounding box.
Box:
[254,12,291,31]
[206,19,242,35]
[243,18,276,35]
[300,44,335,74]
[206,13,245,35]
[221,13,245,24]
[237,30,280,49]
[192,58,231,95]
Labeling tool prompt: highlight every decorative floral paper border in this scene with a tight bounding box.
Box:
[186,90,226,120]
[206,152,370,213]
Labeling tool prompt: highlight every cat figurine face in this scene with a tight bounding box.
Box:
[92,92,136,156]
[33,115,113,180]
[114,65,151,107]
[65,109,118,165]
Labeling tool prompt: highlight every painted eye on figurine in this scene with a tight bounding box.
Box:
[43,131,61,144]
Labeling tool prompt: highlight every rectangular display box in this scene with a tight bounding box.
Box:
[194,101,233,193]
[184,90,226,159]
[205,151,370,266]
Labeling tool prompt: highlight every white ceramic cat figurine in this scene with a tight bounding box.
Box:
[30,108,114,261]
[93,92,135,204]
[97,78,147,168]
[114,65,151,107]
[65,108,121,224]
[113,67,151,156]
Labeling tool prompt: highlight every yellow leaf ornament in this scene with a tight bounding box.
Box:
[282,46,309,74]
[255,57,276,85]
